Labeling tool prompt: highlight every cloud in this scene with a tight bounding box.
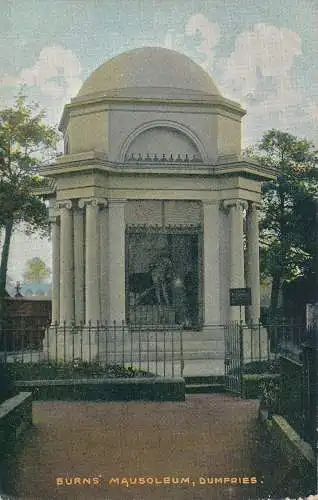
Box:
[20,45,82,100]
[220,23,302,103]
[164,13,220,70]
[216,23,316,145]
[309,102,318,121]
[0,45,82,124]
[164,29,186,52]
[163,19,318,145]
[185,13,220,55]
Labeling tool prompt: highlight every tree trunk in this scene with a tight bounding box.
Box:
[270,272,281,319]
[0,219,14,297]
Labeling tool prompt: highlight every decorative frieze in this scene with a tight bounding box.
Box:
[125,152,202,163]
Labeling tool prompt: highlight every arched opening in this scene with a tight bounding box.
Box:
[121,122,206,163]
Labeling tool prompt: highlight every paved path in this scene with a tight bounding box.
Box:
[3,395,314,499]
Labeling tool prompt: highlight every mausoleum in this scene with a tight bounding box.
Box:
[40,47,274,367]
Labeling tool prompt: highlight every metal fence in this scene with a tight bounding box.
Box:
[265,322,306,356]
[225,320,307,369]
[278,326,317,448]
[0,320,184,378]
[0,318,316,445]
[224,320,316,449]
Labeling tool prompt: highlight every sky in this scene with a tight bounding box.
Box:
[1,0,318,283]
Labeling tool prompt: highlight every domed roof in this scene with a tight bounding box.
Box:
[77,47,220,98]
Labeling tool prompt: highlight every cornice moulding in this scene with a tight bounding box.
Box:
[39,156,276,184]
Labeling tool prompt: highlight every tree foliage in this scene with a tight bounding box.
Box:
[245,129,318,315]
[0,94,59,297]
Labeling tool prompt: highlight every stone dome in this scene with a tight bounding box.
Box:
[77,46,220,98]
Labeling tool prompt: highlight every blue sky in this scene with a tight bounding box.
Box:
[1,0,318,282]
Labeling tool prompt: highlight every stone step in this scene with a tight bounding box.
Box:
[185,375,226,394]
[184,375,225,385]
[185,383,226,394]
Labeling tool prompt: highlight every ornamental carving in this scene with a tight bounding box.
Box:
[55,200,73,210]
[222,199,248,212]
[78,198,108,209]
[124,152,202,163]
[247,201,262,212]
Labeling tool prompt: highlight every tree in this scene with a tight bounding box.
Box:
[245,129,318,317]
[23,257,51,284]
[0,94,59,298]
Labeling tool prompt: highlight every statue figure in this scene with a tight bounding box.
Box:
[149,252,174,305]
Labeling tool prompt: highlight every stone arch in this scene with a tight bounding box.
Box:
[119,120,207,162]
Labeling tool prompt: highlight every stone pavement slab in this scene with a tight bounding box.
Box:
[2,395,312,499]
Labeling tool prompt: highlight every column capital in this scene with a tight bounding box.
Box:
[247,201,262,211]
[222,199,248,212]
[56,199,73,210]
[78,197,108,209]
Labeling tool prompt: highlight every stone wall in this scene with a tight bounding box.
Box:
[1,298,51,350]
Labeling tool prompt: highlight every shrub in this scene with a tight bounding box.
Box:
[259,378,280,415]
[243,359,280,374]
[6,360,156,381]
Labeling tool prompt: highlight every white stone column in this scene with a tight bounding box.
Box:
[58,200,74,324]
[246,202,261,324]
[108,199,126,323]
[49,211,60,324]
[203,201,221,325]
[223,199,248,322]
[73,205,85,324]
[99,203,109,322]
[79,198,106,325]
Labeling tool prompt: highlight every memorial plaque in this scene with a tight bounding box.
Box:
[230,287,252,306]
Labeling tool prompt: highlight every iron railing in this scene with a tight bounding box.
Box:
[0,320,184,379]
[278,326,317,448]
[225,320,316,449]
[0,316,315,446]
[225,320,308,368]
